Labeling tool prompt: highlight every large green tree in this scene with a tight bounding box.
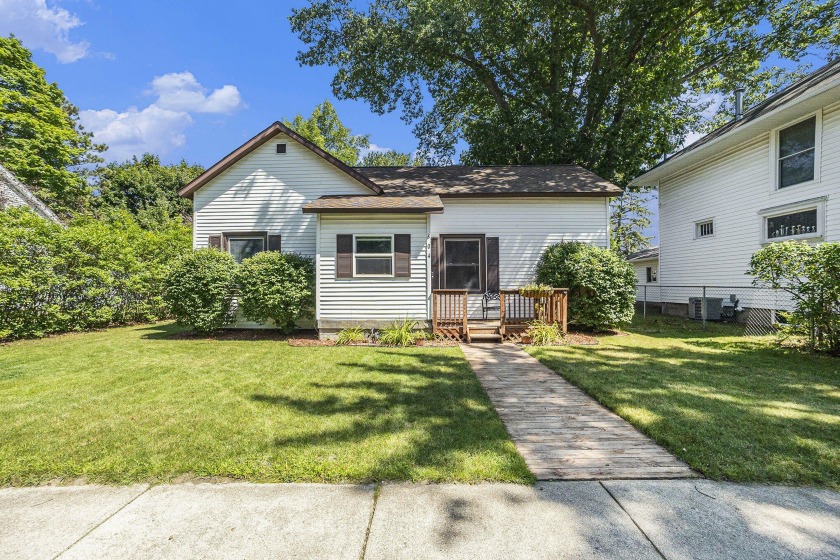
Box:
[92,154,204,229]
[0,36,105,215]
[291,0,839,183]
[284,100,370,165]
[358,149,420,166]
[611,188,654,256]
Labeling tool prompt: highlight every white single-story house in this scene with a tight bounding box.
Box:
[178,122,620,337]
[631,58,840,317]
[628,247,659,304]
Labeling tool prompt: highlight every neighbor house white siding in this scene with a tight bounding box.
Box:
[192,132,373,255]
[657,100,840,310]
[318,214,429,323]
[430,197,610,316]
[632,260,660,303]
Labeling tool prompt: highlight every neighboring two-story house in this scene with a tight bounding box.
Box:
[0,164,61,224]
[631,59,840,315]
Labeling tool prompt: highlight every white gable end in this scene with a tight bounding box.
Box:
[193,132,373,255]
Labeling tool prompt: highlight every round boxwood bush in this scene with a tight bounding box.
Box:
[163,249,238,333]
[235,251,315,333]
[535,242,636,330]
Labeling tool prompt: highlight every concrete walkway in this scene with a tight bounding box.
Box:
[1,481,838,559]
[460,343,694,480]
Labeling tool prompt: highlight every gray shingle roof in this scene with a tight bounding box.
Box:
[627,247,659,261]
[302,195,444,213]
[352,165,622,197]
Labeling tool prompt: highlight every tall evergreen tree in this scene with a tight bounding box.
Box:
[611,189,654,256]
[0,36,105,215]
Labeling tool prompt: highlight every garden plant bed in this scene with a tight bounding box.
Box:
[527,315,840,489]
[0,322,530,485]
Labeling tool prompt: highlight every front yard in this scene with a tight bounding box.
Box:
[0,323,530,485]
[528,316,840,489]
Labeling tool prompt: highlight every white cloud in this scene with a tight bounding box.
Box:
[0,0,90,63]
[80,72,245,161]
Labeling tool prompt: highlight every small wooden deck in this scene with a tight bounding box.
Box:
[460,343,696,480]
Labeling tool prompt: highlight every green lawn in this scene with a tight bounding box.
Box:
[528,316,840,489]
[0,323,531,485]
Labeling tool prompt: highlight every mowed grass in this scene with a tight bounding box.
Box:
[0,323,531,485]
[528,316,840,489]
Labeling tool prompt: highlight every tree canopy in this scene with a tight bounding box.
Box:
[0,35,105,215]
[92,154,204,229]
[358,149,420,167]
[283,100,370,165]
[611,188,654,256]
[291,0,839,184]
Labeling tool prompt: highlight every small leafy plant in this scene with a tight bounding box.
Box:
[379,319,421,347]
[526,320,563,346]
[336,326,366,345]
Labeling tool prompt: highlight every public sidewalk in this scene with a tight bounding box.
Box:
[2,480,838,559]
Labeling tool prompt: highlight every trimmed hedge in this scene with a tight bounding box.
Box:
[163,249,238,334]
[0,208,191,340]
[236,251,315,334]
[535,242,636,330]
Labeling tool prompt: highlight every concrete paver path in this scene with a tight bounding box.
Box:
[460,343,695,480]
[1,481,837,559]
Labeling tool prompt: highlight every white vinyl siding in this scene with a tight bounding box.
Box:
[319,214,428,322]
[430,197,609,316]
[657,99,840,310]
[632,260,660,303]
[192,132,373,256]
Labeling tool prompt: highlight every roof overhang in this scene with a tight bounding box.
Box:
[632,67,840,187]
[302,195,444,214]
[178,122,382,198]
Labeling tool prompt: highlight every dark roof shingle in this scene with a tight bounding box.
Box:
[302,195,444,213]
[353,165,621,197]
[627,247,659,261]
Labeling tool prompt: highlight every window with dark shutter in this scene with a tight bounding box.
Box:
[208,235,221,249]
[486,237,499,292]
[430,237,440,289]
[268,234,282,252]
[394,234,411,278]
[336,234,353,278]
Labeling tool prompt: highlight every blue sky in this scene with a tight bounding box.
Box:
[1,1,833,243]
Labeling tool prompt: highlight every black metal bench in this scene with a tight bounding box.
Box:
[482,291,500,319]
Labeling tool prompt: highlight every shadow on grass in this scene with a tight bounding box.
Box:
[531,318,840,488]
[251,349,532,482]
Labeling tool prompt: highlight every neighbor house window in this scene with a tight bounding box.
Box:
[695,220,714,238]
[227,236,265,263]
[646,266,657,283]
[442,237,483,292]
[765,208,819,241]
[778,116,816,189]
[354,235,393,276]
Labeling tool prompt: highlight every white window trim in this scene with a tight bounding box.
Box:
[352,234,395,278]
[694,218,715,239]
[769,109,822,192]
[758,197,826,244]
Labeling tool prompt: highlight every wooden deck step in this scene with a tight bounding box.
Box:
[468,333,503,342]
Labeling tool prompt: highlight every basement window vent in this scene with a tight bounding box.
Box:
[695,219,714,238]
[276,143,287,154]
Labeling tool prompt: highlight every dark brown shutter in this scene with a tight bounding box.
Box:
[430,237,440,289]
[268,234,282,252]
[336,234,353,278]
[486,237,499,292]
[394,234,411,278]
[208,235,221,249]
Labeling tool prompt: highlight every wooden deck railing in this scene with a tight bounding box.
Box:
[500,288,568,338]
[431,289,469,341]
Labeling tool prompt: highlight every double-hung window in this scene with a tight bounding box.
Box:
[777,116,817,189]
[227,235,265,263]
[354,235,393,276]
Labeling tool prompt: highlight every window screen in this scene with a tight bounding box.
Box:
[228,237,265,263]
[444,238,482,291]
[778,117,816,188]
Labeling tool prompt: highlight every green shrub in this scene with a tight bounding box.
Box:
[336,326,366,345]
[749,241,840,354]
[379,319,421,347]
[0,208,190,340]
[535,241,636,330]
[235,252,315,334]
[526,320,563,345]
[163,249,238,334]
